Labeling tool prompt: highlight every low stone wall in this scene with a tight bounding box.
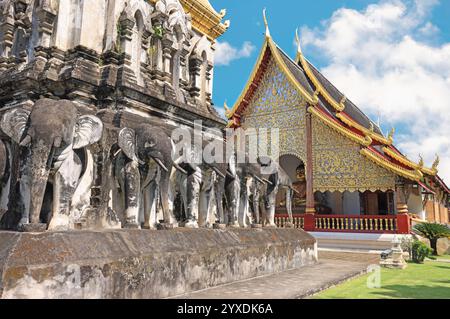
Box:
[0,228,317,299]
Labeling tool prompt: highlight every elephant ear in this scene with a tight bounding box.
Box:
[73,115,103,149]
[118,128,141,164]
[1,108,31,144]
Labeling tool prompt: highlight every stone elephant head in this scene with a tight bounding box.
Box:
[1,98,103,231]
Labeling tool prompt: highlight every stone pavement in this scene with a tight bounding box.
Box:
[170,251,378,299]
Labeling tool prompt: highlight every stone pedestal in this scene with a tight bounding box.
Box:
[380,237,408,269]
[0,228,317,299]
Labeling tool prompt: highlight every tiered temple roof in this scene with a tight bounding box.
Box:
[226,12,448,193]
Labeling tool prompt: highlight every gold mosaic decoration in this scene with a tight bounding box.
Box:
[312,117,396,192]
[240,58,308,162]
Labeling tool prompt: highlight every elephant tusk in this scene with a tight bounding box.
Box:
[153,157,169,173]
[19,135,32,147]
[226,170,234,178]
[210,166,226,179]
[173,162,188,175]
[262,178,273,186]
[113,149,122,158]
[253,175,264,184]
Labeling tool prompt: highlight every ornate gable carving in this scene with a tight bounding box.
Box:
[240,58,308,161]
[312,117,396,192]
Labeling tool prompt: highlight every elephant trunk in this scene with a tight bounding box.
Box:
[28,142,53,224]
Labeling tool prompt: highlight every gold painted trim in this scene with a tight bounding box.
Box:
[296,37,393,146]
[308,107,372,147]
[227,37,316,120]
[297,53,345,112]
[382,146,437,176]
[360,148,423,181]
[421,167,438,176]
[226,40,270,119]
[337,112,393,145]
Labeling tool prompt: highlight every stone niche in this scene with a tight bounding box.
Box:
[0,228,317,299]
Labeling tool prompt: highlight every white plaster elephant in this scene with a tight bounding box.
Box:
[0,98,103,232]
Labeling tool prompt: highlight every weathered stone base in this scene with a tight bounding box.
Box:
[0,228,317,299]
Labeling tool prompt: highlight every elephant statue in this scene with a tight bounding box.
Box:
[224,152,271,228]
[114,123,186,229]
[0,98,103,232]
[169,134,228,229]
[257,157,295,228]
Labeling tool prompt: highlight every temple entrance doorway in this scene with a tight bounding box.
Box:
[276,155,307,215]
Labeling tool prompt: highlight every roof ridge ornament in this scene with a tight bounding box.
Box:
[418,154,424,168]
[224,100,230,114]
[295,28,303,59]
[388,127,395,142]
[432,154,440,171]
[263,8,271,39]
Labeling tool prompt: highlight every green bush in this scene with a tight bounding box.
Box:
[413,222,450,255]
[411,240,433,263]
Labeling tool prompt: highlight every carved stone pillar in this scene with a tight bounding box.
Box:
[161,35,173,84]
[188,54,202,98]
[118,16,135,66]
[149,14,165,85]
[36,6,57,48]
[0,10,15,60]
[179,40,190,90]
[205,63,213,105]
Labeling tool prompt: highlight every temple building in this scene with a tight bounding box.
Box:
[226,13,450,233]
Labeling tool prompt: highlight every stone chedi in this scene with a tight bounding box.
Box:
[0,0,235,232]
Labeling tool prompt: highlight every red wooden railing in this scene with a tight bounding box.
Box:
[275,213,411,234]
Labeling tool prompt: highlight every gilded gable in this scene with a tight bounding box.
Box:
[240,59,309,161]
[312,117,396,192]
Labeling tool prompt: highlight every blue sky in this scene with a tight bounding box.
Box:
[210,0,450,182]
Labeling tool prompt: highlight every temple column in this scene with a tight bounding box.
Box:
[304,111,316,231]
[161,36,173,84]
[395,181,411,234]
[396,182,409,214]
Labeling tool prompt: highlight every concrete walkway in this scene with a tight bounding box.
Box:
[170,256,374,299]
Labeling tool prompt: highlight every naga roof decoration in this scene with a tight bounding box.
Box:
[227,10,445,186]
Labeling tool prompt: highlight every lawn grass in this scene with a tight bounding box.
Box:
[314,261,450,299]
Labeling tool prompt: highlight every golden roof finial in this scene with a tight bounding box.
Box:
[432,154,440,171]
[369,122,374,132]
[263,8,271,38]
[223,100,230,113]
[388,127,395,141]
[219,9,227,18]
[295,28,303,57]
[418,154,424,168]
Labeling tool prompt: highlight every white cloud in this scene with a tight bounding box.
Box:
[300,0,450,183]
[215,41,255,66]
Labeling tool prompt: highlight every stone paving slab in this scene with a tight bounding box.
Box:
[170,259,372,299]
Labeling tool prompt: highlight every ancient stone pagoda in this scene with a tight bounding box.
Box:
[226,14,450,233]
[0,0,230,230]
